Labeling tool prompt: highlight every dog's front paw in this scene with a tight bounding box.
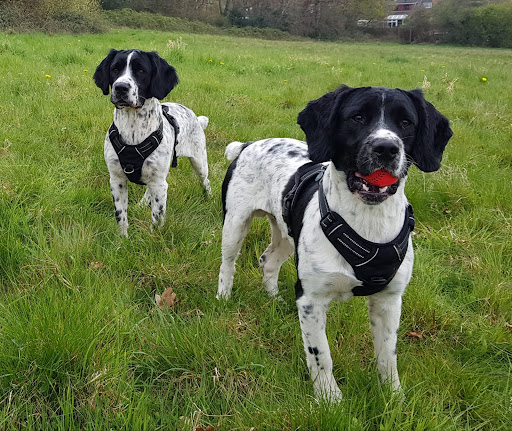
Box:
[316,386,343,404]
[216,287,231,301]
[314,376,343,404]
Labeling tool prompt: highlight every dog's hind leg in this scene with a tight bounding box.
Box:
[217,212,254,300]
[367,293,402,392]
[188,155,212,195]
[139,188,151,207]
[259,215,294,296]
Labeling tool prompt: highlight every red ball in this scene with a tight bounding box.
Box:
[361,169,398,187]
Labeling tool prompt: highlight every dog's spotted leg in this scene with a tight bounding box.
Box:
[217,212,253,300]
[297,293,342,402]
[188,156,212,196]
[146,182,168,229]
[110,176,129,237]
[259,215,294,296]
[140,188,151,207]
[367,293,402,392]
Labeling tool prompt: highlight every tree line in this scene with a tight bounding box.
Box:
[2,0,512,47]
[405,0,512,48]
[98,0,388,39]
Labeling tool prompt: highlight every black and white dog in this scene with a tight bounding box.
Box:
[217,85,452,401]
[94,49,211,237]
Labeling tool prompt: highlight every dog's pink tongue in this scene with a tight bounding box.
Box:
[356,169,398,187]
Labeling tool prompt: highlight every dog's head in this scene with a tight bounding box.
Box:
[297,85,453,204]
[93,49,179,109]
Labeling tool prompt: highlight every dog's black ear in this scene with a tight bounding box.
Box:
[297,85,353,163]
[93,49,118,96]
[148,52,179,100]
[405,89,453,172]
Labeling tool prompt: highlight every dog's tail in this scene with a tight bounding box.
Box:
[197,116,209,130]
[225,141,251,162]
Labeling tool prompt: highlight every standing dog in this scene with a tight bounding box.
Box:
[217,85,452,401]
[93,49,211,237]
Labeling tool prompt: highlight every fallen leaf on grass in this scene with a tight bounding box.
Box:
[155,287,177,310]
[505,322,512,331]
[90,261,106,270]
[405,330,424,339]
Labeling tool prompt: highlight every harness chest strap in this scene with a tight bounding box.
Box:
[108,104,180,185]
[282,163,415,296]
[317,172,415,295]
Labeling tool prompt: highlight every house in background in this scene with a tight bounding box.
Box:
[387,0,437,27]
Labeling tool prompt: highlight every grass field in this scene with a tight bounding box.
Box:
[0,29,511,430]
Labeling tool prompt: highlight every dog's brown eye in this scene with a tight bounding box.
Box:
[352,114,364,123]
[137,69,145,75]
[400,120,411,128]
[112,68,119,75]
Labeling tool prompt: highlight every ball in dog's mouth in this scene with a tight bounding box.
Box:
[357,169,398,187]
[347,171,400,204]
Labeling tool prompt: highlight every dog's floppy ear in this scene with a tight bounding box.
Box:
[148,52,179,100]
[93,49,118,96]
[297,85,353,163]
[405,89,453,172]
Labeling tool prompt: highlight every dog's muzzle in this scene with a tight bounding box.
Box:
[350,137,404,204]
[111,82,141,109]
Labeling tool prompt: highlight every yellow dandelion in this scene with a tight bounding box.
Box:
[45,74,51,78]
[68,43,71,45]
[481,77,487,82]
[220,62,224,65]
[208,59,213,63]
[442,65,446,68]
[83,69,89,72]
[284,79,288,82]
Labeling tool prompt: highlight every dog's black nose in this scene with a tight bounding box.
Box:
[373,140,399,162]
[113,82,130,94]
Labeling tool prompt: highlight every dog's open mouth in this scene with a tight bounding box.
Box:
[346,171,400,204]
[113,101,143,109]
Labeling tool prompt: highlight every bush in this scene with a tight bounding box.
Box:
[42,12,106,34]
[472,3,512,48]
[0,0,104,33]
[102,8,301,41]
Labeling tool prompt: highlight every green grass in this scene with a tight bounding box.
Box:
[0,29,511,430]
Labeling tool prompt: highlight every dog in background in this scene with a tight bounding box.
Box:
[217,85,452,401]
[94,49,211,237]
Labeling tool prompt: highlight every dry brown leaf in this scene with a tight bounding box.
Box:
[405,330,424,339]
[90,261,106,270]
[155,287,177,310]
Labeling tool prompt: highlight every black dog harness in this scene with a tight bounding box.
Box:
[283,163,415,296]
[108,105,180,185]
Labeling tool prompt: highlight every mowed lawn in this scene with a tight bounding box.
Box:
[0,29,511,430]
